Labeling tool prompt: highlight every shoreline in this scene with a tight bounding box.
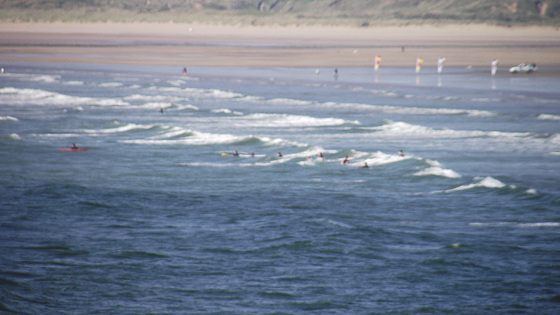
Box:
[1,22,560,68]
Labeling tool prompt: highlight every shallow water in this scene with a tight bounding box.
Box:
[1,63,559,314]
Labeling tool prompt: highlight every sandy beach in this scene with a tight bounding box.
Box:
[1,22,559,68]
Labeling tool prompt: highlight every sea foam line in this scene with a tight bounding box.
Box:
[440,177,509,193]
[365,120,535,139]
[469,222,559,228]
[231,113,359,128]
[0,87,129,107]
[84,123,158,134]
[414,159,461,178]
[322,101,497,117]
[0,116,18,121]
[537,114,560,121]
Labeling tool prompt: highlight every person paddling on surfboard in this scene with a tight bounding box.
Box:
[358,162,368,169]
[233,150,239,156]
[72,143,78,149]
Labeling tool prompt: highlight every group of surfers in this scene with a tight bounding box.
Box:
[229,149,405,169]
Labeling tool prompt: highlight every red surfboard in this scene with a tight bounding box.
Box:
[59,148,88,151]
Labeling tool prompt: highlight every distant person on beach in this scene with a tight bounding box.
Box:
[437,57,446,73]
[183,67,187,76]
[491,59,499,76]
[334,68,338,80]
[358,162,368,169]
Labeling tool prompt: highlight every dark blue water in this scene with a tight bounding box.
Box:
[1,63,559,314]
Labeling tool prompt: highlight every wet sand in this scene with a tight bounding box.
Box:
[1,22,559,68]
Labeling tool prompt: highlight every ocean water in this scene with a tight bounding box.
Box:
[1,63,559,314]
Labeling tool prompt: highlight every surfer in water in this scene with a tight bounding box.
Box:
[358,162,368,169]
[277,152,283,157]
[398,150,404,157]
[233,150,239,156]
[342,156,349,165]
[72,143,78,149]
[318,152,325,160]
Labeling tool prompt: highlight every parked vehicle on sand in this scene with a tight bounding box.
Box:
[509,63,537,74]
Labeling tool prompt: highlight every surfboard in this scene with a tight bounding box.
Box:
[59,148,88,151]
[221,153,231,156]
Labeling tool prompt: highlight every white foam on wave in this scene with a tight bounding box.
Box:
[6,133,22,140]
[0,116,18,121]
[268,98,314,106]
[414,159,461,178]
[152,87,244,99]
[525,188,538,195]
[414,166,461,179]
[91,99,130,106]
[240,95,264,102]
[1,87,58,98]
[260,136,310,148]
[212,108,244,115]
[28,74,60,83]
[537,114,560,121]
[181,159,284,168]
[1,72,63,83]
[98,82,123,88]
[0,87,130,107]
[295,149,339,166]
[519,222,559,227]
[315,218,354,229]
[469,222,559,228]
[124,94,185,103]
[147,126,190,140]
[471,98,502,103]
[183,87,244,99]
[122,129,251,146]
[30,133,82,138]
[167,80,185,87]
[322,102,496,117]
[233,113,359,128]
[176,104,199,111]
[84,123,156,134]
[63,81,84,86]
[443,176,507,193]
[347,150,408,167]
[366,120,533,139]
[111,121,311,149]
[139,102,173,110]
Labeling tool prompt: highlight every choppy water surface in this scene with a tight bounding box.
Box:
[1,64,559,314]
